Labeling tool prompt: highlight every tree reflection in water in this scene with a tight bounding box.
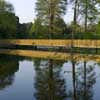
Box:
[34,59,67,100]
[33,58,97,100]
[66,60,96,100]
[0,54,98,100]
[0,55,19,90]
[76,61,96,100]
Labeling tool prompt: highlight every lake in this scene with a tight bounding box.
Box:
[0,51,100,100]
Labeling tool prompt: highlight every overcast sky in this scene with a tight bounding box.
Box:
[5,0,73,24]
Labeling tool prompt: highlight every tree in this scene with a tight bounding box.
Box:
[0,12,17,38]
[0,0,14,13]
[29,18,49,38]
[0,0,17,38]
[69,0,79,25]
[68,0,100,33]
[78,0,100,32]
[95,21,100,35]
[16,22,33,39]
[29,17,67,39]
[0,0,5,11]
[35,0,67,38]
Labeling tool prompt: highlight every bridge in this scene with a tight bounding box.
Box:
[0,39,100,48]
[0,39,100,62]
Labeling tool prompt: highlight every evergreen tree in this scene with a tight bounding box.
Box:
[35,0,67,38]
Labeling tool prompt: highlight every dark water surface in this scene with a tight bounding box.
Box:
[0,54,100,100]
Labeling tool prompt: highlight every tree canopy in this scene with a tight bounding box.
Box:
[0,0,100,39]
[0,0,17,38]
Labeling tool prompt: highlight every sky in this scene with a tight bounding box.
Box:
[5,0,73,24]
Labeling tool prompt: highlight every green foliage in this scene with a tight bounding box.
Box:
[36,0,67,23]
[29,19,49,38]
[80,0,99,22]
[35,0,67,38]
[0,0,17,39]
[0,12,17,38]
[34,60,67,100]
[0,0,14,13]
[95,21,100,34]
[16,22,33,39]
[29,18,68,39]
[0,0,100,39]
[69,0,100,32]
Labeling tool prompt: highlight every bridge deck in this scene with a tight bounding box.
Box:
[0,39,100,48]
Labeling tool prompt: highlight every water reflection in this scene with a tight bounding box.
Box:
[0,55,19,90]
[0,54,99,100]
[62,60,97,100]
[33,59,97,100]
[76,61,96,100]
[34,59,67,100]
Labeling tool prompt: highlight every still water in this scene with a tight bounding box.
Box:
[0,54,100,100]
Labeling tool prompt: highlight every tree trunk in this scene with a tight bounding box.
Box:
[49,0,54,39]
[73,0,78,25]
[71,0,78,48]
[85,0,88,32]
